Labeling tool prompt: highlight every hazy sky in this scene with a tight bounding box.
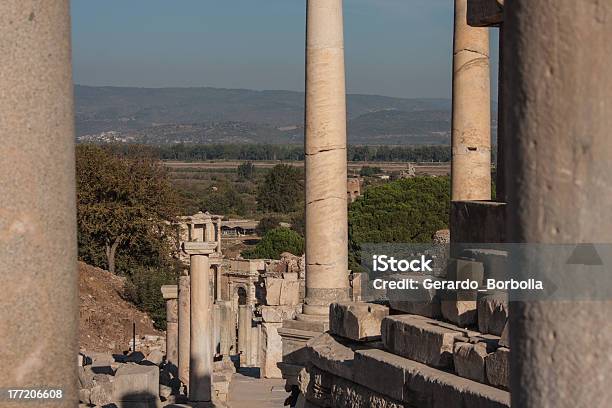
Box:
[71,0,498,99]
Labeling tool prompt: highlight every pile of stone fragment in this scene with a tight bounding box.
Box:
[77,334,235,407]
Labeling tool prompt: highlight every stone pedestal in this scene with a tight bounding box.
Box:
[183,242,217,405]
[451,0,492,201]
[178,275,191,386]
[303,0,350,318]
[0,1,78,405]
[161,285,179,367]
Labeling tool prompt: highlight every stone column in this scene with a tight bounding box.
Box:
[504,1,612,407]
[451,0,492,201]
[161,285,179,367]
[237,305,250,365]
[183,242,216,405]
[178,275,190,386]
[495,24,506,202]
[303,0,350,317]
[0,1,77,406]
[215,217,222,254]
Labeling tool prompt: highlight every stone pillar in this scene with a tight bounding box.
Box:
[183,242,216,405]
[178,275,190,386]
[205,222,214,242]
[237,305,250,365]
[214,266,223,301]
[0,1,77,406]
[451,0,492,201]
[215,217,222,254]
[303,0,350,317]
[504,1,612,407]
[218,301,232,358]
[161,285,179,367]
[495,24,506,202]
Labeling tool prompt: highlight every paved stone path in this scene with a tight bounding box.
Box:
[228,369,287,408]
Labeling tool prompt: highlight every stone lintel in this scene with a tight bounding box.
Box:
[182,241,217,255]
[467,0,504,27]
[161,285,178,300]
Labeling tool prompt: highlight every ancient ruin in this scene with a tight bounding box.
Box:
[2,0,611,407]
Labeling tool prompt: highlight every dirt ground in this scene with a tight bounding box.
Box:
[79,262,160,354]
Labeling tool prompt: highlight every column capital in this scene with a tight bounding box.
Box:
[182,241,217,255]
[161,285,178,300]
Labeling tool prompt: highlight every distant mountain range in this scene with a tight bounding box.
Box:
[75,85,494,145]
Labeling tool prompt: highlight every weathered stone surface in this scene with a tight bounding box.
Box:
[303,332,510,407]
[486,347,509,389]
[309,341,510,408]
[260,322,283,378]
[459,249,508,281]
[353,350,405,402]
[467,0,504,27]
[280,280,301,306]
[159,384,172,399]
[283,272,299,281]
[89,381,113,406]
[261,305,301,322]
[451,0,492,201]
[453,342,488,383]
[265,278,283,306]
[145,349,164,366]
[306,333,355,380]
[382,315,463,367]
[499,322,509,348]
[477,292,508,335]
[302,0,351,318]
[450,201,506,245]
[386,274,441,318]
[78,388,91,404]
[78,366,94,389]
[113,364,159,406]
[441,299,477,327]
[329,302,389,341]
[306,365,404,408]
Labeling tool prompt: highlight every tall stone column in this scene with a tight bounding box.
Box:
[237,305,250,365]
[504,1,612,406]
[178,275,190,386]
[215,216,222,254]
[183,242,216,405]
[0,1,77,406]
[161,285,179,367]
[495,24,506,202]
[303,0,350,317]
[451,0,492,201]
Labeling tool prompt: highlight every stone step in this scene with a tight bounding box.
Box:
[382,314,465,367]
[304,332,510,408]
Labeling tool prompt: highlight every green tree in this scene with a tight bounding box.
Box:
[237,161,255,180]
[242,227,304,259]
[257,164,304,213]
[199,183,247,216]
[76,145,183,329]
[348,176,450,270]
[359,166,383,177]
[256,216,281,236]
[76,145,180,274]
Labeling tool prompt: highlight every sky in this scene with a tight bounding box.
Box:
[71,0,498,99]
